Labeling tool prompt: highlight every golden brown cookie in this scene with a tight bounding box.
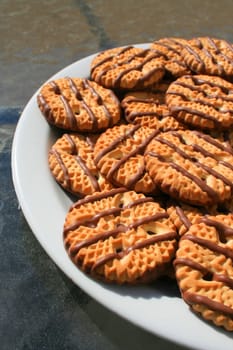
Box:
[63,188,178,284]
[145,129,233,206]
[121,91,185,131]
[150,37,191,78]
[181,37,233,79]
[174,214,233,331]
[49,133,113,197]
[93,124,159,194]
[37,77,121,132]
[90,46,165,90]
[166,74,233,130]
[166,202,217,236]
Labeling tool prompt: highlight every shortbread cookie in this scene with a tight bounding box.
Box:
[166,74,233,130]
[90,46,165,90]
[63,188,177,284]
[37,77,121,132]
[174,214,233,331]
[181,37,233,79]
[150,37,191,77]
[93,124,159,194]
[145,129,233,206]
[121,91,185,131]
[49,133,112,197]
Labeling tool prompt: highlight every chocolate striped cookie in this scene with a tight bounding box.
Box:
[181,37,233,79]
[166,74,233,130]
[150,37,191,78]
[93,124,159,195]
[64,188,177,284]
[90,46,165,90]
[37,77,121,132]
[174,213,233,331]
[121,90,185,131]
[49,133,112,197]
[145,129,233,206]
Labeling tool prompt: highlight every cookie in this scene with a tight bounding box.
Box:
[37,77,121,132]
[145,129,233,206]
[49,133,112,197]
[90,46,165,90]
[63,188,177,284]
[181,37,233,79]
[121,91,185,131]
[167,202,216,236]
[93,124,159,194]
[174,214,233,331]
[166,74,233,130]
[150,37,191,78]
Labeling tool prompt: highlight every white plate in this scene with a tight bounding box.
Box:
[12,44,233,350]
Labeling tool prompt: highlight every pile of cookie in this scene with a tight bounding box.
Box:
[37,37,233,331]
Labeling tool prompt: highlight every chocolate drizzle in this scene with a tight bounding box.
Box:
[175,206,192,230]
[183,37,233,77]
[37,94,55,124]
[105,128,159,187]
[167,75,233,127]
[94,124,141,164]
[92,47,163,88]
[64,189,177,274]
[181,233,233,260]
[146,150,219,202]
[174,256,233,289]
[175,214,233,318]
[67,78,98,130]
[90,46,134,73]
[147,129,233,202]
[200,216,233,243]
[50,149,71,190]
[183,291,233,318]
[91,230,176,273]
[39,77,119,131]
[51,134,100,194]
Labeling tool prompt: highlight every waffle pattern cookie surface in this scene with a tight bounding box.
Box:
[90,46,165,90]
[121,91,185,131]
[93,124,159,194]
[166,74,233,130]
[145,129,233,206]
[37,77,121,132]
[181,37,233,79]
[49,133,112,197]
[150,37,191,78]
[64,188,177,284]
[174,214,233,331]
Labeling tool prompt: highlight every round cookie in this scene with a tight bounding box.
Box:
[49,133,112,197]
[181,37,233,79]
[166,74,233,130]
[90,46,165,90]
[37,77,121,132]
[63,188,178,284]
[121,91,185,131]
[150,37,191,78]
[93,124,159,194]
[145,129,233,206]
[174,214,233,331]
